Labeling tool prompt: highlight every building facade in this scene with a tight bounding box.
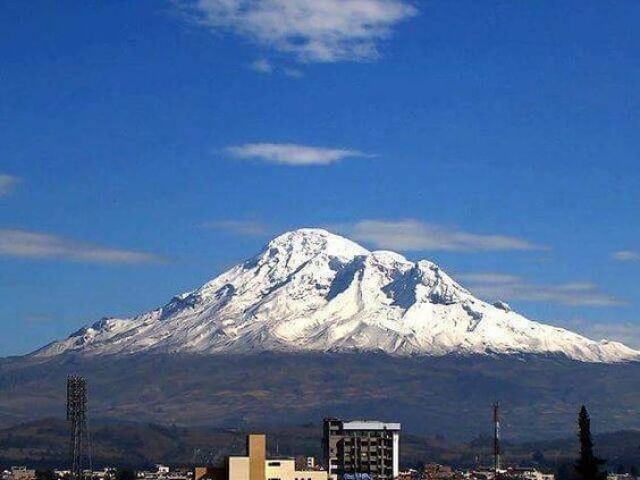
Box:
[228,434,328,480]
[323,419,400,480]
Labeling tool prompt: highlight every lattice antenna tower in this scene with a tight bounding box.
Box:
[67,375,91,480]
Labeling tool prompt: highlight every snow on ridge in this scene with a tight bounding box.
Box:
[31,228,640,363]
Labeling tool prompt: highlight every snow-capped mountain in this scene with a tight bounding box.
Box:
[33,228,640,363]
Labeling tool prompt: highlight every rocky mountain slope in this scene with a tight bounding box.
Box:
[34,229,638,363]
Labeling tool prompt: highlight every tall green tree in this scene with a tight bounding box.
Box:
[575,406,606,480]
[35,470,56,480]
[115,468,136,480]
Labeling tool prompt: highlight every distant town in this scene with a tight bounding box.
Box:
[0,377,623,480]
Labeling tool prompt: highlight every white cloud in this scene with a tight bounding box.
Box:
[202,219,271,236]
[249,58,273,73]
[0,229,162,264]
[457,272,624,307]
[0,175,20,196]
[612,250,640,262]
[226,143,368,166]
[180,0,417,63]
[335,219,544,252]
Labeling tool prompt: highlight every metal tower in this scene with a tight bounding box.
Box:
[67,375,91,480]
[493,402,501,477]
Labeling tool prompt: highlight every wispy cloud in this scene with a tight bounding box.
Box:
[559,319,640,348]
[202,219,271,236]
[0,229,162,264]
[180,0,417,63]
[226,143,369,166]
[334,219,544,252]
[612,250,640,262]
[249,58,273,73]
[455,273,521,285]
[248,59,305,77]
[0,175,20,196]
[457,272,624,307]
[283,67,304,78]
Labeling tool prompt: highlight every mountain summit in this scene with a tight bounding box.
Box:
[34,228,639,363]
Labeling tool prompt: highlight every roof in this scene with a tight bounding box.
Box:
[342,421,401,431]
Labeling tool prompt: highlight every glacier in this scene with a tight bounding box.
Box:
[33,228,640,363]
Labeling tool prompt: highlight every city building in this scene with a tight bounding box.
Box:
[469,467,555,480]
[323,419,401,480]
[228,433,328,480]
[194,466,226,480]
[138,468,190,480]
[519,470,554,480]
[608,475,636,480]
[6,467,36,480]
[295,457,318,472]
[422,464,463,480]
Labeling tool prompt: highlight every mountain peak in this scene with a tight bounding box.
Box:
[266,228,369,259]
[32,228,640,363]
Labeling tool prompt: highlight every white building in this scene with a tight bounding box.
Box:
[323,419,401,480]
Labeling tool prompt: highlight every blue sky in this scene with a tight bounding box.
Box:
[1,0,639,356]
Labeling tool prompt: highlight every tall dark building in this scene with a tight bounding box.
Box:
[323,419,400,480]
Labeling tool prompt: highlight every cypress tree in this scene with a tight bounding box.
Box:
[575,405,606,480]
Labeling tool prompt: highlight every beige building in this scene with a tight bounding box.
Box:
[229,434,328,480]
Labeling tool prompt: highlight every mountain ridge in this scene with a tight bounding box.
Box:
[3,416,640,469]
[33,228,639,363]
